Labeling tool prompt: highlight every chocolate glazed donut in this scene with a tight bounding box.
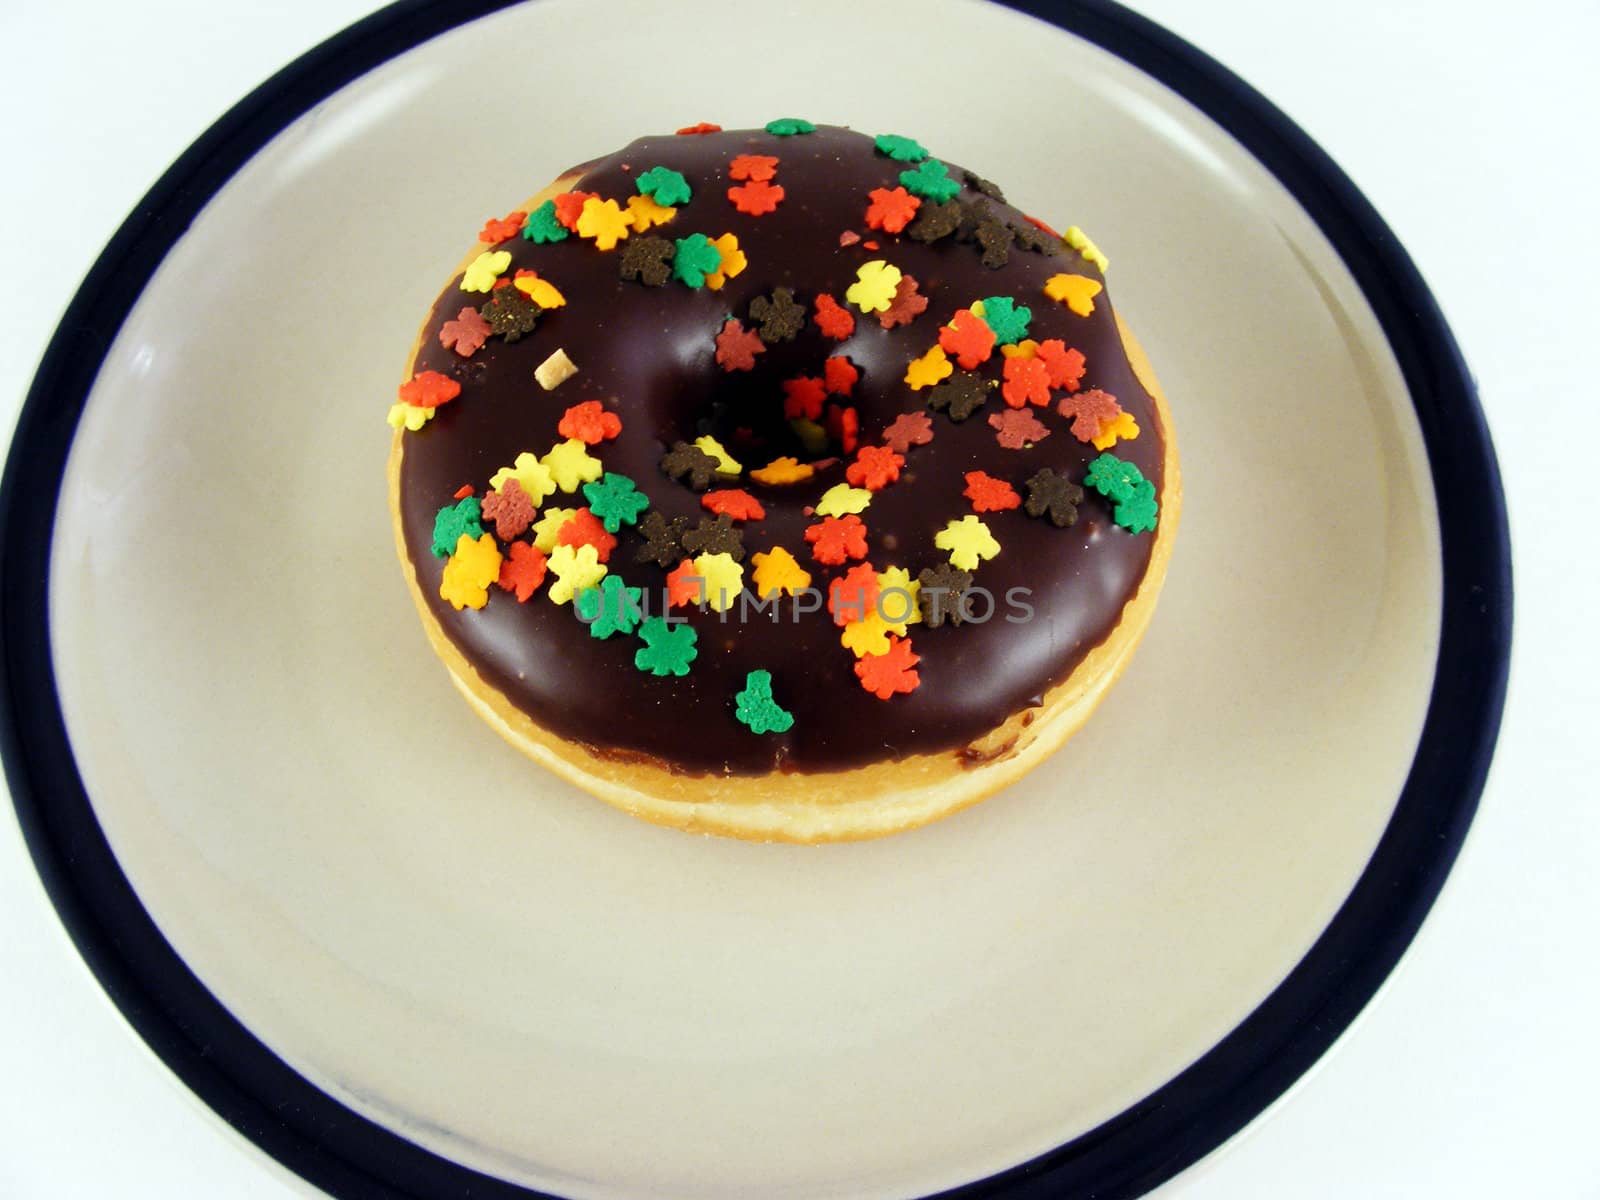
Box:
[389,122,1180,842]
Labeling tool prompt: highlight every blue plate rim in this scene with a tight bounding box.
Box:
[0,1,1512,1197]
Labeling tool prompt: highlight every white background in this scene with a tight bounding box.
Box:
[2,0,1596,1197]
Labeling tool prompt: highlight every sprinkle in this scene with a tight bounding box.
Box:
[898,158,960,202]
[728,179,785,215]
[625,193,677,232]
[558,400,623,445]
[828,562,880,627]
[439,533,502,611]
[1092,410,1140,450]
[619,235,676,285]
[926,370,990,421]
[749,456,814,486]
[634,616,698,676]
[936,515,1000,571]
[989,408,1051,449]
[693,552,744,611]
[975,220,1015,269]
[582,472,650,532]
[964,471,1021,513]
[704,233,747,289]
[1044,273,1103,317]
[938,307,996,368]
[904,345,953,391]
[530,506,578,553]
[974,296,1031,345]
[750,546,811,597]
[1058,388,1123,442]
[748,288,805,342]
[489,452,556,506]
[1013,218,1055,251]
[873,133,929,162]
[782,376,827,422]
[1036,339,1087,392]
[1115,479,1160,533]
[840,614,893,658]
[535,348,579,389]
[916,563,974,628]
[636,165,692,206]
[665,558,704,607]
[672,235,723,291]
[1083,452,1146,503]
[881,411,935,452]
[878,275,928,328]
[682,512,745,561]
[845,260,902,313]
[575,197,630,250]
[478,211,527,244]
[715,318,766,371]
[804,514,868,564]
[865,186,921,234]
[634,511,689,567]
[702,489,766,521]
[1063,225,1109,272]
[523,200,569,243]
[460,250,512,292]
[439,307,491,357]
[431,496,482,558]
[398,370,461,409]
[676,121,721,135]
[481,478,536,540]
[734,670,794,735]
[964,170,1006,201]
[815,483,872,517]
[855,636,920,699]
[453,485,475,500]
[826,404,860,455]
[482,287,539,341]
[839,230,862,247]
[541,437,604,492]
[729,154,779,181]
[846,445,903,491]
[661,441,722,491]
[557,507,618,562]
[1023,467,1086,527]
[764,117,816,135]
[496,541,547,602]
[875,566,922,635]
[1001,354,1052,408]
[813,294,856,340]
[512,271,566,309]
[823,356,859,396]
[386,403,433,432]
[552,191,598,229]
[576,575,644,638]
[692,434,741,476]
[546,543,607,605]
[907,199,962,243]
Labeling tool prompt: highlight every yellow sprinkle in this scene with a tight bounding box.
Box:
[460,250,512,292]
[541,438,603,493]
[488,451,556,506]
[624,193,676,232]
[840,612,893,658]
[575,197,631,250]
[693,435,742,476]
[904,344,953,390]
[386,402,434,432]
[1062,226,1108,273]
[935,515,1001,571]
[514,273,566,309]
[530,506,577,553]
[815,483,872,517]
[1043,272,1103,317]
[439,533,502,610]
[844,259,902,313]
[750,546,811,597]
[1000,338,1040,360]
[693,552,745,612]
[876,566,922,634]
[1091,409,1140,451]
[546,543,607,605]
[749,456,814,486]
[704,232,747,290]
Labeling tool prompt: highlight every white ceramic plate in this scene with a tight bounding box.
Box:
[1,1,1510,1197]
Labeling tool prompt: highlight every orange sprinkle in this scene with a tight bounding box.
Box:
[728,179,785,215]
[452,484,474,500]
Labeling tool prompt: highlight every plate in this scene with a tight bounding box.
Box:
[0,1,1510,1197]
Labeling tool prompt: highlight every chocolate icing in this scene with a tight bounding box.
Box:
[396,126,1164,774]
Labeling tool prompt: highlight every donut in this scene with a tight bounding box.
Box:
[388,121,1180,842]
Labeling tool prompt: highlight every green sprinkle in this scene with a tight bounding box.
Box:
[765,117,816,136]
[977,296,1032,345]
[581,472,650,532]
[898,158,960,202]
[634,616,698,676]
[672,232,723,288]
[523,199,568,243]
[430,497,482,558]
[1083,452,1146,505]
[635,165,692,206]
[734,669,794,735]
[873,133,928,162]
[577,575,645,639]
[1113,478,1159,533]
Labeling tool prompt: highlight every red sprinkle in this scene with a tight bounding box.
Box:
[552,191,598,230]
[702,489,767,521]
[728,179,785,215]
[823,355,859,396]
[963,471,1021,512]
[676,122,723,135]
[838,230,862,247]
[782,376,827,422]
[557,400,623,444]
[846,444,904,491]
[729,154,779,181]
[478,211,526,243]
[813,294,856,340]
[453,484,475,500]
